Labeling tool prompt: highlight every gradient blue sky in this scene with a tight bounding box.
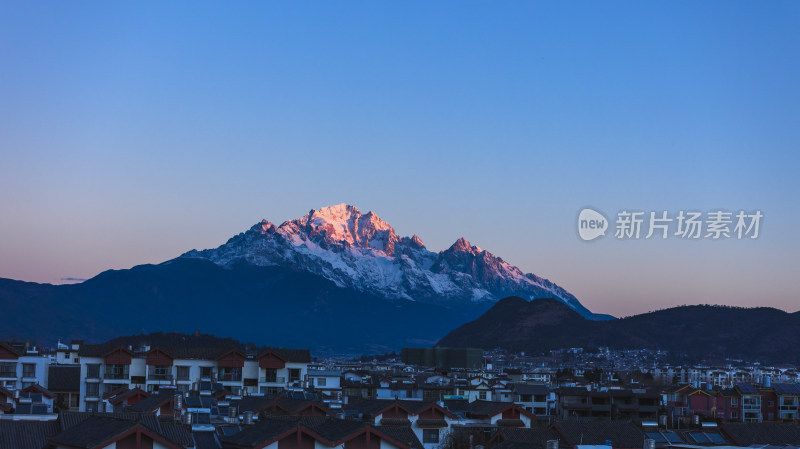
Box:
[1,1,798,317]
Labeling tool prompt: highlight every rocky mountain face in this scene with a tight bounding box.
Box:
[182,204,610,320]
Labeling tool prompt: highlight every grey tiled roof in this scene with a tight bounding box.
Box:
[126,390,174,413]
[0,420,61,449]
[552,420,646,448]
[194,431,222,449]
[47,365,81,392]
[374,425,425,449]
[722,422,800,445]
[220,417,298,448]
[498,427,561,447]
[48,416,139,449]
[774,383,800,395]
[510,383,550,395]
[59,411,161,432]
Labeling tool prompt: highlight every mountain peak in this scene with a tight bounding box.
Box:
[288,204,399,254]
[447,237,481,254]
[311,203,362,222]
[184,205,601,320]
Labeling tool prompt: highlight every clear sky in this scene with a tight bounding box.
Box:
[1,1,798,317]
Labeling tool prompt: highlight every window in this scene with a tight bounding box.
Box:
[317,377,327,387]
[263,368,277,382]
[479,391,487,400]
[176,366,190,381]
[86,364,100,379]
[22,363,35,378]
[288,368,301,382]
[200,366,214,379]
[423,429,440,443]
[731,398,738,407]
[85,383,99,397]
[148,366,172,381]
[105,364,129,380]
[731,411,738,419]
[769,401,775,407]
[219,367,242,381]
[0,362,16,378]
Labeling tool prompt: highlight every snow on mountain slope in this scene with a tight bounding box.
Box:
[181,204,610,319]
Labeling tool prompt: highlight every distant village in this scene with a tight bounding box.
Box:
[1,339,800,449]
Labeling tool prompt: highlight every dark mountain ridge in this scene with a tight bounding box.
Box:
[437,297,800,364]
[0,258,467,354]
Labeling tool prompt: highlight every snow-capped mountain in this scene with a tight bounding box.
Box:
[182,204,610,320]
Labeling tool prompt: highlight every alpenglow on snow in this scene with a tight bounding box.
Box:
[182,204,610,320]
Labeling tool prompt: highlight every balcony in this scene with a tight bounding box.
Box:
[0,371,17,379]
[147,373,174,382]
[218,373,242,382]
[85,390,100,401]
[259,376,286,384]
[104,372,130,380]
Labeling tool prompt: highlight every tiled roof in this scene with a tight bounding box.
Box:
[342,398,441,417]
[126,390,175,413]
[79,343,311,362]
[374,425,425,449]
[416,419,448,427]
[59,411,161,433]
[774,383,800,395]
[301,416,366,442]
[108,387,147,405]
[0,385,14,399]
[553,420,646,448]
[78,343,128,357]
[22,383,55,398]
[48,415,140,449]
[497,419,525,427]
[380,418,412,426]
[47,365,81,392]
[194,431,222,449]
[442,399,469,415]
[275,396,327,414]
[232,395,275,413]
[510,383,550,395]
[721,422,800,445]
[494,441,551,449]
[261,348,312,363]
[498,427,561,447]
[159,420,194,447]
[219,417,299,448]
[465,400,515,418]
[0,420,61,449]
[556,387,591,396]
[736,383,759,394]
